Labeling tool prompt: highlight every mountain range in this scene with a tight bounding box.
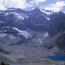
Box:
[0,8,65,63]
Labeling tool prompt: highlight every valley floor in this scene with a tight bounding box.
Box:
[0,31,65,65]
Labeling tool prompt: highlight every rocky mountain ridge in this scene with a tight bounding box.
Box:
[0,8,65,63]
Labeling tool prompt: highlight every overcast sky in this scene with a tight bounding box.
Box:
[0,0,65,12]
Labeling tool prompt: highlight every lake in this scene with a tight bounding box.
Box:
[42,55,65,61]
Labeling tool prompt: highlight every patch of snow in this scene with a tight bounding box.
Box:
[0,33,6,37]
[5,13,9,16]
[39,39,42,43]
[40,9,52,14]
[13,27,32,39]
[19,14,28,19]
[45,16,50,20]
[12,12,24,20]
[9,35,16,39]
[44,32,48,38]
[47,17,50,20]
[5,12,24,20]
[17,15,24,20]
[0,35,21,45]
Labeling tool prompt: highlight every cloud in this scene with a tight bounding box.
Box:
[4,0,27,9]
[30,0,46,5]
[0,0,31,10]
[0,0,6,10]
[35,0,47,5]
[0,0,65,12]
[0,0,35,10]
[0,5,6,10]
[44,1,65,12]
